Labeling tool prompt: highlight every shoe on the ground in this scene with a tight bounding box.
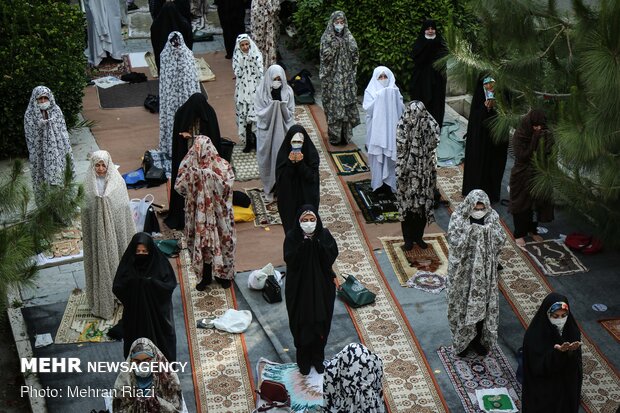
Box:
[196,273,212,291]
[216,278,232,289]
[313,361,325,374]
[415,239,428,249]
[298,363,311,375]
[472,341,489,357]
[402,242,414,252]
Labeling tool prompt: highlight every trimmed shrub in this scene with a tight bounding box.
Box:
[293,0,478,96]
[0,0,87,159]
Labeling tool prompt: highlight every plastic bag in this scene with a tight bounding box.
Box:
[211,309,252,333]
[130,194,154,232]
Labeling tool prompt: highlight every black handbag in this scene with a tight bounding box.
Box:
[145,166,166,187]
[262,275,282,303]
[144,94,159,113]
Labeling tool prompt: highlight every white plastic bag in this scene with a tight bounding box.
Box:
[248,263,283,289]
[210,309,252,333]
[130,194,154,232]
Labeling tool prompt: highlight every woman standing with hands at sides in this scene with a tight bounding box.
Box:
[113,233,178,362]
[522,292,582,412]
[363,66,405,194]
[284,205,338,375]
[23,86,75,202]
[250,0,280,69]
[82,151,136,320]
[276,125,320,233]
[254,64,296,203]
[395,101,440,251]
[319,11,360,146]
[175,136,236,290]
[233,34,263,153]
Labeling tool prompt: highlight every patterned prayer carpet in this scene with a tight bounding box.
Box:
[55,290,122,344]
[177,247,256,412]
[436,166,620,412]
[405,271,447,294]
[380,234,449,286]
[347,179,400,223]
[599,319,620,343]
[521,239,588,276]
[437,345,521,413]
[36,219,83,268]
[231,145,260,182]
[245,188,282,227]
[256,358,323,412]
[329,149,369,175]
[87,56,130,79]
[145,52,215,81]
[296,106,447,411]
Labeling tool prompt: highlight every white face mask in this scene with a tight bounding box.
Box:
[272,80,282,89]
[378,78,389,87]
[549,316,567,333]
[38,101,51,110]
[291,141,303,149]
[471,210,487,220]
[134,367,151,378]
[300,221,316,234]
[334,23,344,32]
[424,34,436,40]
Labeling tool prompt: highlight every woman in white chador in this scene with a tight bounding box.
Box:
[232,34,263,152]
[159,31,200,160]
[363,66,404,193]
[82,151,135,319]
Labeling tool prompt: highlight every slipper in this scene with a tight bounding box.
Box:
[196,318,215,329]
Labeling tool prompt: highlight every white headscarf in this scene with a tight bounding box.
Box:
[254,64,295,111]
[23,86,75,198]
[159,31,200,157]
[82,150,136,319]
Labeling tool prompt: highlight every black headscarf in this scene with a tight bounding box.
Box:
[165,93,222,230]
[522,292,582,413]
[113,233,178,362]
[283,205,338,349]
[409,19,447,127]
[275,125,320,233]
[461,76,509,202]
[150,2,193,72]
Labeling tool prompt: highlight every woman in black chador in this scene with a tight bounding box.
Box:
[409,19,448,128]
[461,77,508,203]
[165,92,221,230]
[284,205,338,375]
[214,0,247,59]
[275,124,320,233]
[522,292,582,413]
[150,1,193,72]
[113,232,178,362]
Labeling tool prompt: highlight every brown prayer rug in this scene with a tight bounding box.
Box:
[55,289,122,344]
[521,239,588,276]
[436,165,620,413]
[36,219,83,268]
[380,234,449,286]
[245,187,281,227]
[599,319,620,343]
[87,55,130,80]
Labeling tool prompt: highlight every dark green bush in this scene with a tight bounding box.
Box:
[0,0,87,159]
[293,0,479,97]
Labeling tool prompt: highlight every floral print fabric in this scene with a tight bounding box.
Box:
[82,151,136,319]
[175,136,236,280]
[159,31,200,157]
[250,0,279,69]
[232,34,263,142]
[395,101,440,223]
[23,86,75,199]
[446,189,506,353]
[323,343,385,413]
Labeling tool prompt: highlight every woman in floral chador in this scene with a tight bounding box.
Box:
[175,136,236,290]
[250,0,280,68]
[446,189,505,356]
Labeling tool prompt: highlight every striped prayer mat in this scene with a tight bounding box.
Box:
[436,166,620,413]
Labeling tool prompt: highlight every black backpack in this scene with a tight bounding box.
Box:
[288,69,315,104]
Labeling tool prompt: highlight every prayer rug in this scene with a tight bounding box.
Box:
[329,149,369,175]
[35,219,83,268]
[405,271,447,294]
[380,234,449,286]
[231,145,260,181]
[436,165,620,412]
[599,319,620,343]
[177,246,255,412]
[145,52,216,81]
[437,345,522,413]
[245,187,281,227]
[521,239,588,276]
[55,290,123,344]
[127,10,152,39]
[97,80,160,109]
[87,55,130,80]
[295,106,447,412]
[256,358,323,413]
[347,179,400,223]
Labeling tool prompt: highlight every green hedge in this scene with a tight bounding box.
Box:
[293,0,478,96]
[0,0,87,159]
